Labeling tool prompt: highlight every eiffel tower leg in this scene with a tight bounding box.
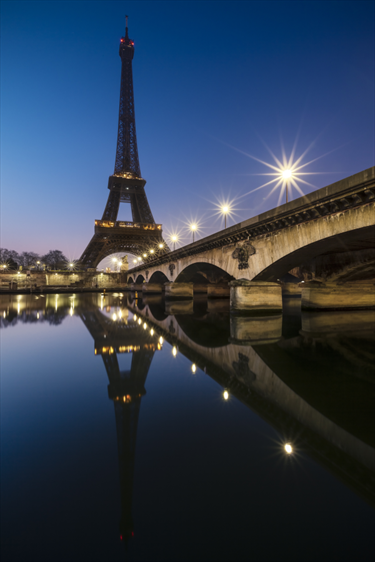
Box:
[102,190,121,222]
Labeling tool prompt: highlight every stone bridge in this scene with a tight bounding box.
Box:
[127,168,375,311]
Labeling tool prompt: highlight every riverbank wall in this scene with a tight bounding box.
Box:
[0,271,128,294]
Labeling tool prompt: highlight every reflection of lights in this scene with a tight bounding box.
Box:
[159,336,163,345]
[133,314,137,321]
[143,322,147,330]
[150,328,154,336]
[36,312,39,319]
[172,346,177,357]
[223,390,229,401]
[112,313,117,321]
[118,310,122,318]
[69,307,74,316]
[284,443,293,455]
[191,363,197,374]
[138,318,142,325]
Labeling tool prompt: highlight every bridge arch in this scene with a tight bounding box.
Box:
[149,270,169,284]
[127,276,134,284]
[135,274,145,284]
[175,262,235,284]
[253,225,375,282]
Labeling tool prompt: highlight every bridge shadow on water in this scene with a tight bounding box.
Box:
[1,292,374,556]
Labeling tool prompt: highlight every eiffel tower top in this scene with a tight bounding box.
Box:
[114,16,141,178]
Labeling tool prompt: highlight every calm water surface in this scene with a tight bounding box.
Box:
[1,293,374,562]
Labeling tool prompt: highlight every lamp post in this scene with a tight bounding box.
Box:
[221,205,229,229]
[190,224,197,243]
[282,169,292,203]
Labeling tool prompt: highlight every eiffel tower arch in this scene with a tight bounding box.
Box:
[80,17,168,269]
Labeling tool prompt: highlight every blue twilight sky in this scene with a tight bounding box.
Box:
[1,0,374,263]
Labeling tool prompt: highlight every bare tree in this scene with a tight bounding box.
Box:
[41,250,67,270]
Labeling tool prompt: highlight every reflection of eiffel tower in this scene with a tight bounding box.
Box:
[79,304,156,542]
[105,347,155,542]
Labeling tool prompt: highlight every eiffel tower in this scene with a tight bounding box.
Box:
[80,17,168,268]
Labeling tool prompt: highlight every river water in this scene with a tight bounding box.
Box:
[1,293,374,562]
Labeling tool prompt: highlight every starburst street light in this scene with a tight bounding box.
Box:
[227,133,332,207]
[282,169,293,203]
[171,235,178,251]
[190,223,197,243]
[221,205,230,229]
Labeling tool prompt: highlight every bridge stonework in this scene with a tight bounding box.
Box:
[128,168,375,310]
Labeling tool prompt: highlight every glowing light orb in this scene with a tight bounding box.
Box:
[223,390,229,401]
[191,363,197,374]
[159,336,163,345]
[284,443,293,454]
[282,169,292,179]
[150,328,154,336]
[172,346,177,357]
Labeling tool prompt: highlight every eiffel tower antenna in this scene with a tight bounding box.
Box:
[79,18,168,269]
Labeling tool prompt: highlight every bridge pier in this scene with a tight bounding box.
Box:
[281,283,302,298]
[193,284,208,294]
[229,280,282,314]
[164,282,193,300]
[142,283,163,294]
[207,284,230,298]
[230,314,282,345]
[301,282,375,310]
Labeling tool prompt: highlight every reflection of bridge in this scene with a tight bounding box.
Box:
[128,168,375,310]
[128,295,375,506]
[2,292,373,527]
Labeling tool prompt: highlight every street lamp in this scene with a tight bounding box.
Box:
[282,169,292,203]
[190,223,197,243]
[221,205,230,229]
